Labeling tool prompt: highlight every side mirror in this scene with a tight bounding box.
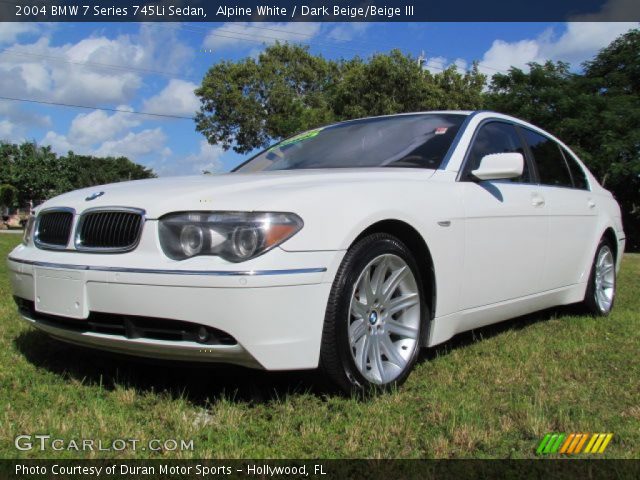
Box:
[471,152,524,181]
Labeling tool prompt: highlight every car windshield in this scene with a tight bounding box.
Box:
[234,113,466,172]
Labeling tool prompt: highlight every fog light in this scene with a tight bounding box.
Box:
[197,326,210,343]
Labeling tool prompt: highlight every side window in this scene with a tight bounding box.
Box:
[464,122,530,182]
[561,147,589,190]
[522,129,573,188]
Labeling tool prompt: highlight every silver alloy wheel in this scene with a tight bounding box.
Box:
[348,253,420,385]
[594,246,615,313]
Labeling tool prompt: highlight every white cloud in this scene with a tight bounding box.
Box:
[41,130,75,154]
[0,23,39,45]
[423,56,447,74]
[0,101,51,142]
[543,22,638,65]
[0,24,194,106]
[422,56,469,75]
[0,101,51,128]
[453,58,468,73]
[142,79,199,117]
[479,22,638,76]
[203,22,322,51]
[0,119,15,139]
[93,128,167,159]
[41,109,168,161]
[144,139,225,177]
[479,38,542,74]
[42,126,168,161]
[181,139,224,174]
[325,23,370,42]
[67,108,140,146]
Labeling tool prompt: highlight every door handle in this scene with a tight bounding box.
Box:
[588,199,596,209]
[531,195,545,207]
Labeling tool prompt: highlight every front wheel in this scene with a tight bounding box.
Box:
[581,239,616,316]
[320,233,427,393]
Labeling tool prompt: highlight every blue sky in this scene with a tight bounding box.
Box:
[0,20,637,175]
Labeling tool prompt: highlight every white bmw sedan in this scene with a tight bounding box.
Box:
[8,111,625,392]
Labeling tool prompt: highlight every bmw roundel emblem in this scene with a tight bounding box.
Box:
[85,191,105,201]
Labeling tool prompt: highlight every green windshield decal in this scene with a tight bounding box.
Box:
[269,128,323,151]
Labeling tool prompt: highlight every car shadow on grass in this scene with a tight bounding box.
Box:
[13,329,342,406]
[418,305,580,363]
[13,305,579,406]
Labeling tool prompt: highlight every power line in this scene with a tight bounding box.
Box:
[174,22,509,74]
[0,95,195,120]
[152,22,444,69]
[152,23,509,74]
[170,23,378,59]
[2,25,432,81]
[0,22,507,80]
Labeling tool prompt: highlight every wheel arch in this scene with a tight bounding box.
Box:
[351,219,436,330]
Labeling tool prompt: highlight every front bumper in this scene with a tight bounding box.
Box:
[7,248,341,370]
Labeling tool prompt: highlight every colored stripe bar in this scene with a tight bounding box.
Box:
[545,434,566,454]
[537,434,553,454]
[567,434,582,454]
[597,434,613,453]
[573,433,589,454]
[584,433,599,453]
[539,433,613,455]
[591,433,607,453]
[559,434,575,454]
[543,434,558,454]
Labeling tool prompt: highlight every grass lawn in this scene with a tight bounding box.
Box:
[1,234,638,459]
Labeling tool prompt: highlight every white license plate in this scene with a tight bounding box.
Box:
[34,268,88,319]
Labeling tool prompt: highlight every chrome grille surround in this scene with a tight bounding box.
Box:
[34,207,75,250]
[74,207,146,253]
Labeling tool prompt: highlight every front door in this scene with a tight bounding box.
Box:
[459,121,548,310]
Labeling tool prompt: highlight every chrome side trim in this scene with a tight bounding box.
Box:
[74,206,146,253]
[7,257,326,276]
[33,207,76,251]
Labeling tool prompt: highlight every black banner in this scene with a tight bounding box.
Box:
[1,0,640,22]
[1,460,640,480]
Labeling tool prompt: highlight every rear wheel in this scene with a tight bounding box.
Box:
[581,238,616,316]
[320,233,427,393]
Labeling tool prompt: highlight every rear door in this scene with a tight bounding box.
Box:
[459,121,548,309]
[520,128,598,289]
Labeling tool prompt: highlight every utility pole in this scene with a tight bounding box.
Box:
[417,50,425,68]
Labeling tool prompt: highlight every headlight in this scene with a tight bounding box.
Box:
[158,211,303,262]
[22,215,35,245]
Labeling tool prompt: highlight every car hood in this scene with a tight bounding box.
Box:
[38,168,437,218]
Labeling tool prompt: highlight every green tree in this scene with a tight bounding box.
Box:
[196,43,335,154]
[582,29,640,249]
[0,141,156,206]
[0,184,18,209]
[59,152,156,189]
[195,44,486,153]
[5,142,62,204]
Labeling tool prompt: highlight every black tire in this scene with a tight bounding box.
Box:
[319,233,427,394]
[581,237,616,316]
